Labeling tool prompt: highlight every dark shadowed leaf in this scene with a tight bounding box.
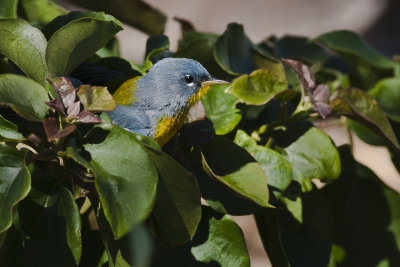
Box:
[214,23,256,75]
[322,147,400,266]
[313,30,398,70]
[147,148,201,246]
[20,0,66,26]
[77,85,116,111]
[57,186,82,265]
[369,77,400,123]
[0,74,49,121]
[251,48,287,81]
[43,117,77,141]
[191,214,250,267]
[226,69,292,105]
[0,114,25,142]
[234,130,292,199]
[0,144,31,234]
[0,19,48,84]
[200,137,269,207]
[174,16,195,36]
[46,13,123,77]
[274,36,331,64]
[254,208,290,267]
[67,124,158,239]
[66,0,166,35]
[330,87,399,149]
[277,188,333,267]
[201,84,241,135]
[141,34,170,71]
[0,0,17,18]
[284,127,341,192]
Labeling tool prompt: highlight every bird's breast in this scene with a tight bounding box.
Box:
[153,110,188,146]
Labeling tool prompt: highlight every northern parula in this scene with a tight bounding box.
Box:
[107,58,227,146]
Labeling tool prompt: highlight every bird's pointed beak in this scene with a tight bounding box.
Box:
[201,78,229,87]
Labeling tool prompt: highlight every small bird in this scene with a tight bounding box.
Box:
[108,58,227,146]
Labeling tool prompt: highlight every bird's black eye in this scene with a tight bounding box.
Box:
[185,74,194,84]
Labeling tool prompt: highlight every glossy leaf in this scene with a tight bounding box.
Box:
[191,215,250,267]
[0,144,31,234]
[67,124,158,239]
[77,85,116,111]
[0,74,49,121]
[57,186,82,265]
[214,23,256,75]
[330,87,399,149]
[147,148,201,246]
[0,0,17,18]
[234,130,292,199]
[66,0,166,35]
[200,137,269,207]
[0,114,25,142]
[0,19,48,84]
[20,0,66,26]
[226,69,293,105]
[46,13,123,77]
[201,84,241,135]
[369,77,400,123]
[313,30,398,70]
[284,127,341,192]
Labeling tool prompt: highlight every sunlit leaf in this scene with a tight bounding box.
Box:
[0,19,48,84]
[0,74,49,121]
[0,114,25,142]
[67,124,158,239]
[284,127,341,192]
[46,13,123,77]
[201,84,241,135]
[77,85,116,111]
[20,0,67,26]
[369,77,400,123]
[226,69,293,105]
[200,137,269,207]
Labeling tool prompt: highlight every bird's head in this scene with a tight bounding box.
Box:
[136,58,227,112]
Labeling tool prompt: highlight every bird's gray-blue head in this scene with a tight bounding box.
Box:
[135,58,225,113]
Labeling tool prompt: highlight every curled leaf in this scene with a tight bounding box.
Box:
[43,117,77,141]
[77,110,102,124]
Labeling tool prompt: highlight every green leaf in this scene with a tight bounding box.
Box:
[330,87,399,149]
[0,144,31,234]
[201,84,241,135]
[65,0,166,35]
[234,130,292,199]
[200,137,269,207]
[0,0,17,18]
[67,124,158,239]
[0,74,49,121]
[226,69,293,105]
[284,127,341,192]
[46,13,123,77]
[0,19,48,84]
[20,0,67,26]
[0,114,25,142]
[77,84,116,111]
[147,148,201,246]
[313,30,398,70]
[369,77,400,123]
[57,186,82,266]
[214,23,256,75]
[252,48,287,81]
[191,214,250,267]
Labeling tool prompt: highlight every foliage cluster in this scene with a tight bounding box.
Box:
[1,1,400,266]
